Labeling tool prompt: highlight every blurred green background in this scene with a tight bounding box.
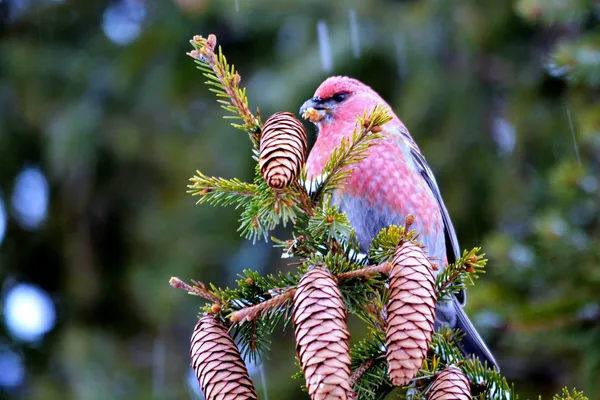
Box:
[1,0,599,399]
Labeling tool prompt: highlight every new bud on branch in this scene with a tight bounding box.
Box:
[259,112,308,189]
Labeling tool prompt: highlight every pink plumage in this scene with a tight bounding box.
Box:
[299,76,499,369]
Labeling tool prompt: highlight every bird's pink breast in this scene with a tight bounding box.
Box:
[346,139,442,235]
[306,125,442,236]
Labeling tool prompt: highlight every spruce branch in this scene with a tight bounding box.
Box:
[289,179,315,217]
[221,262,393,334]
[368,223,422,265]
[188,34,261,146]
[429,327,467,366]
[230,288,296,323]
[460,358,512,400]
[238,177,303,242]
[169,277,222,304]
[336,262,392,280]
[435,248,486,303]
[307,195,355,245]
[349,359,376,387]
[349,332,393,400]
[188,170,258,207]
[553,387,589,400]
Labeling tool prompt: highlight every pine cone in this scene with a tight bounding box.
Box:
[190,315,258,400]
[386,241,436,386]
[259,112,307,189]
[429,366,472,400]
[293,267,354,399]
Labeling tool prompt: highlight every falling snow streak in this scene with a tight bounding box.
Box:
[152,338,166,399]
[0,198,6,245]
[259,364,269,400]
[349,9,360,58]
[317,20,333,73]
[566,109,581,166]
[394,33,407,78]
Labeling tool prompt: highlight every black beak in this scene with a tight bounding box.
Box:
[299,97,326,116]
[299,97,330,122]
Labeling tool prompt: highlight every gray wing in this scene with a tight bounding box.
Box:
[401,129,499,369]
[399,128,464,305]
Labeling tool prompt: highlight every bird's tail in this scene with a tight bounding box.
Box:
[452,300,499,370]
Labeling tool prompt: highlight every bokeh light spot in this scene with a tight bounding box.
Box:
[4,283,56,342]
[509,243,535,269]
[187,367,204,399]
[11,167,49,231]
[0,345,25,389]
[102,0,146,46]
[492,117,516,157]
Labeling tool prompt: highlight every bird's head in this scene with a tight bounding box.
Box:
[299,76,391,128]
[300,76,402,178]
[300,76,400,177]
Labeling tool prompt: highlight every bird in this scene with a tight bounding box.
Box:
[299,76,498,369]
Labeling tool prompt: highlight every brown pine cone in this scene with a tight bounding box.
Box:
[293,267,354,399]
[385,241,437,386]
[259,112,307,189]
[429,366,472,400]
[190,315,258,400]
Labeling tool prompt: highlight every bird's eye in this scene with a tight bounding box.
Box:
[332,93,346,102]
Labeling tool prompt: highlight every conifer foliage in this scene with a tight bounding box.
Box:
[172,33,589,400]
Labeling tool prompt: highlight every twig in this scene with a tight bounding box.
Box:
[435,268,462,298]
[336,262,392,280]
[169,277,222,304]
[230,288,297,323]
[291,180,315,217]
[349,358,376,387]
[364,300,386,332]
[188,34,260,144]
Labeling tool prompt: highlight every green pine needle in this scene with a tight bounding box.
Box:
[553,387,589,400]
[368,224,421,264]
[188,171,258,208]
[435,248,487,303]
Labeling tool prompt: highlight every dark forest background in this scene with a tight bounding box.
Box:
[1,0,599,399]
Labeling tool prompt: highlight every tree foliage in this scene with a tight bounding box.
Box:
[172,33,590,400]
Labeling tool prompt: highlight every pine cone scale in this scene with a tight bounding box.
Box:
[190,316,258,400]
[259,112,307,189]
[386,242,437,387]
[429,366,472,400]
[294,267,354,399]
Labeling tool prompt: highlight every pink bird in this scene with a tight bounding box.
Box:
[300,76,498,369]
